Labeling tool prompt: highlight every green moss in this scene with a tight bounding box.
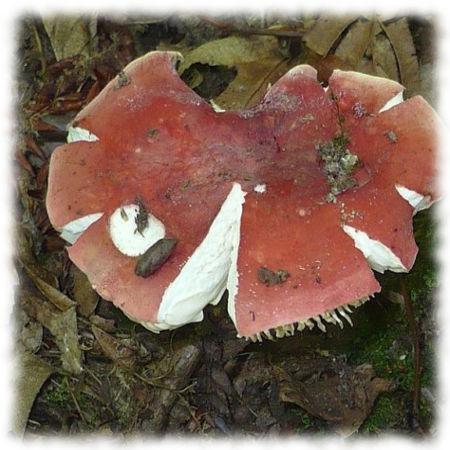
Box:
[361,394,402,433]
[352,207,437,433]
[293,408,315,431]
[292,407,327,433]
[41,375,71,405]
[348,315,411,384]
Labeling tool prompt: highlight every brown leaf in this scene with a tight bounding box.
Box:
[35,163,49,189]
[276,359,394,435]
[20,292,82,374]
[30,116,63,135]
[148,344,202,431]
[381,18,421,96]
[371,23,400,80]
[16,227,59,288]
[13,348,54,436]
[24,134,46,160]
[303,15,421,94]
[419,62,437,107]
[232,353,272,397]
[334,18,374,66]
[216,59,288,110]
[303,15,359,56]
[71,264,98,317]
[15,149,34,176]
[42,16,97,61]
[23,263,76,311]
[85,79,101,103]
[17,308,43,354]
[91,325,135,367]
[178,35,290,110]
[50,96,86,114]
[89,314,117,332]
[305,52,357,83]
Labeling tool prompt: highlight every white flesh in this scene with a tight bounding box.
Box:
[108,205,165,257]
[136,183,246,332]
[342,225,407,273]
[59,213,104,244]
[378,91,404,113]
[395,184,432,214]
[67,126,99,143]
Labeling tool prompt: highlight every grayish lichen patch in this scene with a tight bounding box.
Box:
[316,133,359,203]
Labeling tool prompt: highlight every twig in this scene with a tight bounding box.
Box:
[53,377,87,424]
[400,279,427,433]
[176,392,202,431]
[132,370,196,393]
[68,387,87,424]
[30,19,47,74]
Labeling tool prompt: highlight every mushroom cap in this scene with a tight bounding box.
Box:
[46,51,439,338]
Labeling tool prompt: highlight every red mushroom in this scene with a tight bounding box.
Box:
[46,51,439,340]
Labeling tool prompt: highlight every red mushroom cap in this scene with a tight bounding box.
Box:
[46,51,439,339]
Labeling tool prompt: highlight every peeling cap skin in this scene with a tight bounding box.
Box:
[46,51,439,339]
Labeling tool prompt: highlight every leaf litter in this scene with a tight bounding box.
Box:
[178,34,291,109]
[302,15,428,100]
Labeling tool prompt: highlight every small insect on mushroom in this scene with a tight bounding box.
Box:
[134,196,149,236]
[135,238,178,278]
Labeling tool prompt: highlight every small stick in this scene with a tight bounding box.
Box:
[400,279,427,433]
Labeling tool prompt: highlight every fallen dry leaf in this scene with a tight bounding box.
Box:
[20,291,82,374]
[23,263,76,311]
[148,343,202,431]
[303,16,422,97]
[334,18,374,66]
[91,325,136,367]
[17,308,43,354]
[89,314,117,332]
[370,22,400,80]
[178,35,290,109]
[381,18,421,96]
[275,358,394,435]
[70,264,98,317]
[42,15,97,61]
[13,348,54,436]
[16,226,59,289]
[303,15,358,56]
